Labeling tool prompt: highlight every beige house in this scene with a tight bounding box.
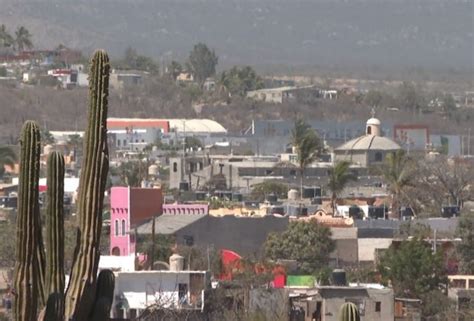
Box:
[334,116,401,167]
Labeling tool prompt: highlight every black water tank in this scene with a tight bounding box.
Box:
[302,187,322,199]
[179,182,189,191]
[332,269,347,286]
[266,193,278,203]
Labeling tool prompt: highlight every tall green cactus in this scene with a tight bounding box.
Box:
[90,270,115,321]
[43,293,64,321]
[45,151,65,298]
[64,49,110,321]
[14,121,41,321]
[338,302,361,321]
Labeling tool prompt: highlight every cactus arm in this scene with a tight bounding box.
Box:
[42,293,64,321]
[339,302,361,321]
[64,49,110,321]
[45,152,65,298]
[89,270,115,321]
[13,121,41,321]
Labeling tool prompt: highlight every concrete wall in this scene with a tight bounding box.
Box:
[321,288,393,321]
[358,238,393,262]
[175,215,290,256]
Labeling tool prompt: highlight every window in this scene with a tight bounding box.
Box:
[375,301,381,312]
[173,162,178,173]
[121,219,126,236]
[123,140,127,146]
[114,220,119,236]
[178,283,188,304]
[367,126,372,135]
[375,152,383,162]
[117,139,121,147]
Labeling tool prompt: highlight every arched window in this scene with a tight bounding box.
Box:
[111,247,120,256]
[121,219,126,236]
[114,220,119,236]
[367,126,372,135]
[173,162,178,173]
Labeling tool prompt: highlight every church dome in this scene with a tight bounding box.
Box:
[335,135,401,151]
[366,117,381,126]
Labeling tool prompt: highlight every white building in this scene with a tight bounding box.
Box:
[112,270,210,319]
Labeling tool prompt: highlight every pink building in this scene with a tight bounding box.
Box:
[110,186,163,256]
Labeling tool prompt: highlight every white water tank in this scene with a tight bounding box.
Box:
[288,189,299,201]
[43,144,54,155]
[148,164,159,176]
[169,254,184,271]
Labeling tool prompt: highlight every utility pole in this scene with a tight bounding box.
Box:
[468,128,471,156]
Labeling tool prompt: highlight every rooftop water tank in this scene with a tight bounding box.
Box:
[43,144,54,155]
[148,164,159,176]
[332,269,347,286]
[288,189,299,201]
[169,253,184,272]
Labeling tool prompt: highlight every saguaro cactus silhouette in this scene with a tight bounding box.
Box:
[63,49,110,321]
[338,302,361,321]
[13,50,113,321]
[45,151,65,298]
[14,121,41,321]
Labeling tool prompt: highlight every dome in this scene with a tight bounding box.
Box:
[366,117,381,126]
[335,135,401,151]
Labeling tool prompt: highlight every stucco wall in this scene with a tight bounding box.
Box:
[175,215,290,256]
[110,187,130,256]
[358,238,393,262]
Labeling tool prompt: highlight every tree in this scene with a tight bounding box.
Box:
[120,46,159,73]
[327,161,357,215]
[167,60,183,80]
[396,81,425,112]
[0,145,17,179]
[291,119,323,198]
[0,24,14,48]
[457,209,474,274]
[14,26,33,51]
[264,220,335,273]
[251,181,289,202]
[188,43,218,84]
[219,66,264,96]
[382,150,414,219]
[378,238,446,298]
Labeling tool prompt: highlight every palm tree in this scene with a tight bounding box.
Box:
[327,161,357,215]
[0,146,17,179]
[0,24,14,48]
[382,150,413,219]
[14,26,33,51]
[291,119,323,198]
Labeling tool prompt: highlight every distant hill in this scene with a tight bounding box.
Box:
[0,0,472,72]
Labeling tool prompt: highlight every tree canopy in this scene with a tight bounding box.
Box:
[188,43,218,84]
[264,220,335,274]
[219,66,263,97]
[291,119,324,198]
[327,161,357,214]
[457,209,474,274]
[382,150,414,218]
[0,146,17,178]
[378,238,446,298]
